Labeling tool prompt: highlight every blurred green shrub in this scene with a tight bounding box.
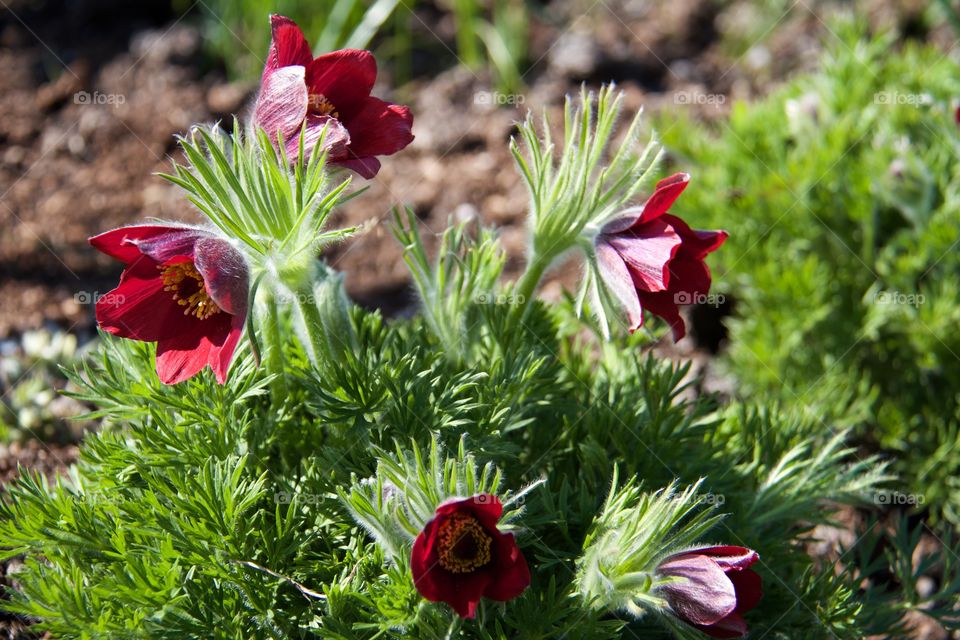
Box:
[182,0,528,92]
[178,0,402,81]
[658,21,960,526]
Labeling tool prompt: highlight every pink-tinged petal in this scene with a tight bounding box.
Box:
[95,259,196,342]
[595,240,643,332]
[602,219,682,293]
[661,214,728,259]
[155,313,232,385]
[697,612,748,638]
[600,206,646,234]
[332,156,380,179]
[193,237,249,317]
[483,531,531,601]
[209,315,245,384]
[659,554,738,626]
[254,65,309,143]
[283,115,351,163]
[637,290,686,341]
[263,15,313,79]
[306,49,377,113]
[90,225,197,264]
[688,546,759,572]
[342,97,414,158]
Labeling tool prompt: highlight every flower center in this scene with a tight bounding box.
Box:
[308,93,339,118]
[159,262,222,320]
[437,512,492,574]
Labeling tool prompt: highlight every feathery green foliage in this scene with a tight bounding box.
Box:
[658,20,960,529]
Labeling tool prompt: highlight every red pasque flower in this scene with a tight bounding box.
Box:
[411,494,530,619]
[656,545,762,638]
[89,225,249,385]
[253,14,414,179]
[595,173,727,341]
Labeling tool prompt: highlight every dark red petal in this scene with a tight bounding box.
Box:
[635,172,690,226]
[604,218,682,293]
[194,237,249,317]
[263,15,313,79]
[411,519,442,597]
[306,49,377,113]
[342,97,414,158]
[155,312,232,385]
[665,256,712,301]
[696,612,748,638]
[90,225,195,264]
[332,156,380,179]
[601,173,691,233]
[689,547,760,571]
[434,495,504,525]
[254,65,309,143]
[95,259,196,342]
[660,214,728,259]
[637,289,686,341]
[209,314,245,384]
[728,568,762,614]
[463,494,505,530]
[483,531,530,601]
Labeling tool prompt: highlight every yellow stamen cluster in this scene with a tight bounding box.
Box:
[308,93,340,118]
[437,513,492,574]
[159,262,221,320]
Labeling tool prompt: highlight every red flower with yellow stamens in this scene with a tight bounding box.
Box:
[89,225,249,385]
[253,14,414,178]
[411,494,530,619]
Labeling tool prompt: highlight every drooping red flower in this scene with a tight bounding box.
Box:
[253,14,414,178]
[595,173,727,341]
[656,545,762,638]
[411,494,530,619]
[89,225,249,385]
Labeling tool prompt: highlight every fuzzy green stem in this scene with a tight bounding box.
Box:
[295,283,336,368]
[513,252,551,321]
[262,291,287,403]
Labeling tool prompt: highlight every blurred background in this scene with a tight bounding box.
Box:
[3,0,960,635]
